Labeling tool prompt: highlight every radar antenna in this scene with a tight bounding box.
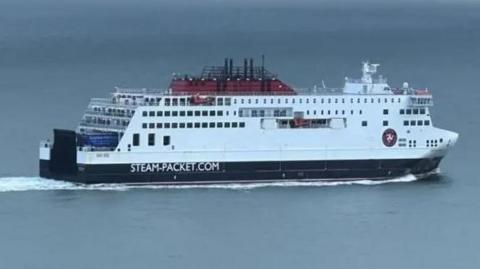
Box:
[361,61,380,83]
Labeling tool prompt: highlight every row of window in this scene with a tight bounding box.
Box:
[140,96,404,107]
[142,122,246,129]
[306,109,363,116]
[239,108,292,117]
[132,134,170,147]
[403,120,430,126]
[142,110,232,117]
[142,109,368,118]
[235,97,402,105]
[92,106,135,117]
[426,139,443,148]
[162,97,232,106]
[400,108,426,115]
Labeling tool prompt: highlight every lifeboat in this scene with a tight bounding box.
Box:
[190,94,215,105]
[290,118,310,128]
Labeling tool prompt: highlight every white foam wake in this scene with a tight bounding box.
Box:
[0,174,418,192]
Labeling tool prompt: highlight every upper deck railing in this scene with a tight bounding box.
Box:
[112,86,429,97]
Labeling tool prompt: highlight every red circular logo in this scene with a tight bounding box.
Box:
[382,128,397,147]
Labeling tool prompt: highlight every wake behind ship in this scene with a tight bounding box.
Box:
[39,58,458,184]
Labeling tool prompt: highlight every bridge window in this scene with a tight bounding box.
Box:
[142,123,147,129]
[217,122,223,128]
[202,122,208,128]
[164,123,170,128]
[418,120,423,126]
[239,122,245,128]
[148,133,155,146]
[406,109,412,115]
[165,111,171,117]
[404,120,409,126]
[187,111,193,116]
[202,111,208,116]
[187,123,193,128]
[148,111,155,117]
[420,108,426,114]
[400,109,405,115]
[195,111,200,116]
[179,123,185,128]
[413,109,419,115]
[180,111,185,116]
[383,120,389,126]
[172,123,178,128]
[172,99,178,106]
[157,111,163,116]
[410,120,416,126]
[362,121,368,127]
[172,111,178,117]
[225,122,231,128]
[209,122,215,128]
[142,111,147,117]
[424,120,430,126]
[383,109,389,115]
[209,111,215,116]
[217,110,223,116]
[156,123,162,128]
[194,122,200,128]
[232,122,238,128]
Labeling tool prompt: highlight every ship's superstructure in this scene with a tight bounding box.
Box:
[39,59,458,184]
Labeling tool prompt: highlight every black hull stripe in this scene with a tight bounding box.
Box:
[40,158,443,184]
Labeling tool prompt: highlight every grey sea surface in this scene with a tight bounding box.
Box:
[0,1,479,268]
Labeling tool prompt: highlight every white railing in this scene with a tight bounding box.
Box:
[408,96,433,107]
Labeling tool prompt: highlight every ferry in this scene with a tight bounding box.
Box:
[39,58,458,184]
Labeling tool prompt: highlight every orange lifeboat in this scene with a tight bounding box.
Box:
[190,94,215,105]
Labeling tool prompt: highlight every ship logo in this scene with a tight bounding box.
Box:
[382,128,397,147]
